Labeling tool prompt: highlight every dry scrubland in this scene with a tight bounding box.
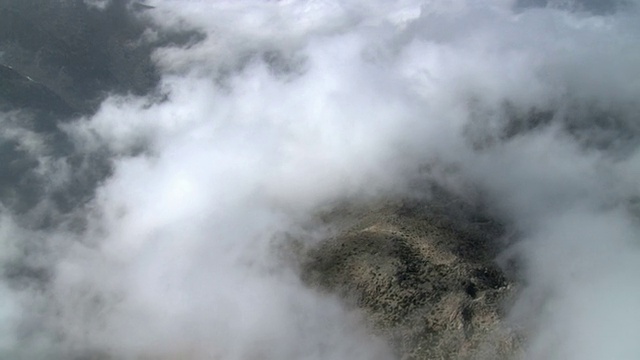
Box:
[301,189,523,359]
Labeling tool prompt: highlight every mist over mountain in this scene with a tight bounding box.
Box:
[1,1,639,359]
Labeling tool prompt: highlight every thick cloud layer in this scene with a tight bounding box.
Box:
[1,0,640,359]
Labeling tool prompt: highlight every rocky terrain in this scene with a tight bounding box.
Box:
[301,188,520,359]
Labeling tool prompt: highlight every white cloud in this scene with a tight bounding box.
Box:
[2,0,640,358]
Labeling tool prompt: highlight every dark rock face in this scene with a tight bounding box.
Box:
[0,6,174,328]
[0,0,158,112]
[0,64,75,120]
[0,1,145,213]
[0,0,203,217]
[0,0,202,115]
[303,191,521,359]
